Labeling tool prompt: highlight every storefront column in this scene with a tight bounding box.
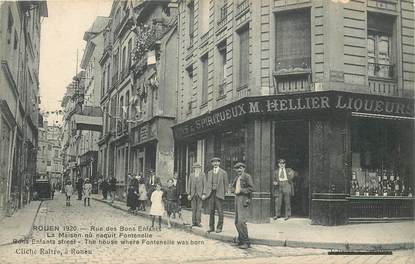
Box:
[246,119,272,223]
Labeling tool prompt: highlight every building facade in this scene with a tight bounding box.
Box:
[0,1,48,217]
[172,0,414,223]
[36,121,63,187]
[97,0,178,200]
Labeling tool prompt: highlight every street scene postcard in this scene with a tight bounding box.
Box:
[0,0,414,263]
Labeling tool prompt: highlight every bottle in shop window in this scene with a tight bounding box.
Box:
[364,186,369,197]
[401,180,406,196]
[394,176,401,196]
[355,185,360,196]
[377,169,382,184]
[408,187,413,197]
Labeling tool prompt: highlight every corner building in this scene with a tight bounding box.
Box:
[172,0,414,223]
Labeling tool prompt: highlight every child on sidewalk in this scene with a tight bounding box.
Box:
[127,184,138,214]
[64,181,73,206]
[150,183,164,229]
[164,179,179,228]
[138,177,148,211]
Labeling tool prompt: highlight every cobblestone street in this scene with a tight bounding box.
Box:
[0,193,413,264]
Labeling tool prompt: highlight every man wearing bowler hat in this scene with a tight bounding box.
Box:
[232,162,254,249]
[273,158,297,220]
[202,157,228,233]
[187,163,205,227]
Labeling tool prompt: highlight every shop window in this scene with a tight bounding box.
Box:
[214,127,246,184]
[238,26,249,89]
[351,118,414,197]
[367,13,395,79]
[201,54,209,104]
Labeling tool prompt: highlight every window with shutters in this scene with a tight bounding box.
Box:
[273,9,311,94]
[188,1,195,47]
[275,9,311,73]
[217,42,227,97]
[199,0,209,35]
[201,54,209,104]
[238,27,249,89]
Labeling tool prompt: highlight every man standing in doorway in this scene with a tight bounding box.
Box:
[273,158,297,220]
[187,163,205,227]
[232,162,254,249]
[202,157,228,233]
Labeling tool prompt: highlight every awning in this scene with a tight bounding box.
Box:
[352,112,415,120]
[73,114,102,132]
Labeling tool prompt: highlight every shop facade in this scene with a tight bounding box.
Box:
[130,116,175,183]
[173,91,414,224]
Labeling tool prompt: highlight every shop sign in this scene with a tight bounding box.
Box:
[173,91,414,139]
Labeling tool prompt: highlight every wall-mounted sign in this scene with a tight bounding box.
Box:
[173,91,414,139]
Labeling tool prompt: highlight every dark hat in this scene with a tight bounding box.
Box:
[210,157,221,163]
[192,163,202,168]
[234,162,246,169]
[278,158,286,163]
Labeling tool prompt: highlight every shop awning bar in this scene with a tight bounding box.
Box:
[352,112,415,120]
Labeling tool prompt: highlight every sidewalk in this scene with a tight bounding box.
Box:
[0,200,42,246]
[92,194,414,250]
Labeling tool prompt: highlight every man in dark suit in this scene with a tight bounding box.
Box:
[232,162,254,249]
[187,163,205,227]
[76,177,84,200]
[273,158,297,220]
[202,157,228,233]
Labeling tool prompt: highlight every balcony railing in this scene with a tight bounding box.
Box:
[368,78,399,96]
[368,63,398,96]
[272,69,312,94]
[236,0,249,17]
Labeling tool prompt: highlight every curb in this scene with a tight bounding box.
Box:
[0,201,43,247]
[93,197,414,251]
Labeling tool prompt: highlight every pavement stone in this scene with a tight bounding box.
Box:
[91,194,414,250]
[0,200,41,246]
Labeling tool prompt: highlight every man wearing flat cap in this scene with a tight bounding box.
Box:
[232,162,254,249]
[202,157,228,233]
[187,163,205,227]
[273,158,298,220]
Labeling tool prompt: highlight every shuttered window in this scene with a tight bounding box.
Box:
[201,55,209,104]
[275,9,311,72]
[238,27,249,88]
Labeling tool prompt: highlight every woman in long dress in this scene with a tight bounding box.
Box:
[149,183,164,229]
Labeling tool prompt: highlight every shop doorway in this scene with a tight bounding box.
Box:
[274,120,310,218]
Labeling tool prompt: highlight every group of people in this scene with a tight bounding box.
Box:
[185,157,254,249]
[63,177,93,207]
[100,177,117,203]
[184,157,297,249]
[93,157,296,250]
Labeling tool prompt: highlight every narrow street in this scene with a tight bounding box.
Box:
[0,193,412,264]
